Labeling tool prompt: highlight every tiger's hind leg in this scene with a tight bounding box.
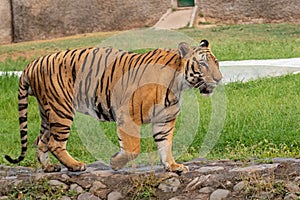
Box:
[47,114,86,172]
[110,122,141,170]
[34,107,61,172]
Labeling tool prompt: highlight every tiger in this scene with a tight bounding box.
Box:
[5,39,222,174]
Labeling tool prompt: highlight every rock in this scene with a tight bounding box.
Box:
[107,191,123,200]
[185,175,211,191]
[199,186,214,194]
[168,196,188,200]
[233,181,245,192]
[258,192,274,199]
[70,183,84,194]
[294,176,300,183]
[286,182,300,193]
[94,189,111,199]
[168,197,181,200]
[77,192,100,200]
[229,164,279,173]
[49,180,68,190]
[209,189,231,200]
[60,196,71,200]
[91,170,114,177]
[158,177,181,192]
[284,193,299,200]
[72,179,92,189]
[197,166,225,173]
[195,193,210,200]
[91,180,107,190]
[60,174,70,182]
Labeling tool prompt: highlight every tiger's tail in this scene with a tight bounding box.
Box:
[5,71,30,164]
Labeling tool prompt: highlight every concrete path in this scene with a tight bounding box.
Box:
[220,58,300,83]
[154,8,193,29]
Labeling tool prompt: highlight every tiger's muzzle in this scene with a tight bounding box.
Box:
[198,81,220,96]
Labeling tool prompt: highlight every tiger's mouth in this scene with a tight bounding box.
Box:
[198,83,215,96]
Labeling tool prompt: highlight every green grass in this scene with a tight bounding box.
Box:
[1,73,300,167]
[0,24,300,168]
[1,24,300,71]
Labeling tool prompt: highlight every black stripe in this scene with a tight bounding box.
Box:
[104,48,112,68]
[19,117,27,124]
[20,130,27,137]
[78,49,87,61]
[18,103,28,111]
[63,49,71,58]
[21,139,27,144]
[154,137,167,142]
[161,54,178,69]
[140,102,144,124]
[153,127,174,139]
[95,54,103,78]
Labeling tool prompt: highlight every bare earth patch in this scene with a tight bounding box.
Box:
[1,158,300,199]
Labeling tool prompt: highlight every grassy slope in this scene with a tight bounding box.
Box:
[0,24,300,167]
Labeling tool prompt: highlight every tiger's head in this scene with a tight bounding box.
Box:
[178,40,222,96]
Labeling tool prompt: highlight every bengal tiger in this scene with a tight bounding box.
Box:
[5,40,222,173]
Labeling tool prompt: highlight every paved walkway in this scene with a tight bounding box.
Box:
[220,58,300,83]
[154,8,193,29]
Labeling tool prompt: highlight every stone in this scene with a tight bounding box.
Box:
[72,179,92,189]
[158,177,181,192]
[107,191,123,200]
[258,192,274,199]
[186,175,211,191]
[286,182,300,193]
[233,181,245,192]
[209,189,231,200]
[197,166,225,173]
[229,164,279,173]
[77,192,100,200]
[199,187,214,194]
[284,193,299,200]
[90,181,108,195]
[294,176,300,183]
[91,170,114,177]
[168,196,188,200]
[60,196,71,200]
[94,189,111,199]
[49,180,68,190]
[60,174,70,182]
[195,193,210,200]
[70,183,84,194]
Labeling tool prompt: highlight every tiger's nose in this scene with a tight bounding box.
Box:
[213,72,223,84]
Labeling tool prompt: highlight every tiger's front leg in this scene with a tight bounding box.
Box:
[110,120,141,170]
[153,119,188,174]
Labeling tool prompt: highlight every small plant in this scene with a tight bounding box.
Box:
[7,178,77,199]
[127,172,165,200]
[240,171,287,199]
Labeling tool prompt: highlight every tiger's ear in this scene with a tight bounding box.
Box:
[200,40,209,48]
[178,42,191,58]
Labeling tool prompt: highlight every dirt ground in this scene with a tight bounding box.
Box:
[1,158,300,199]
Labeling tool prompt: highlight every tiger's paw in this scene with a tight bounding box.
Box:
[165,163,189,175]
[43,164,61,173]
[110,152,138,171]
[67,162,86,172]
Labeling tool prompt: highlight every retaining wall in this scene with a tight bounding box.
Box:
[198,0,300,24]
